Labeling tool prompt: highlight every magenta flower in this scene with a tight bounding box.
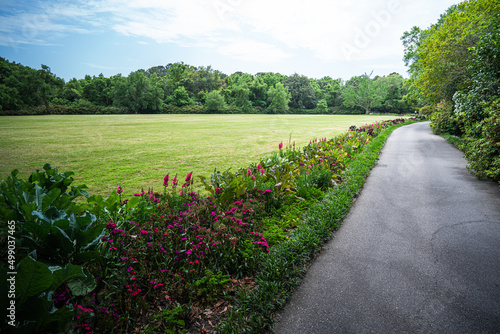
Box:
[117,186,123,194]
[260,168,265,175]
[172,175,178,187]
[247,168,252,177]
[185,172,192,183]
[279,142,283,150]
[106,222,117,230]
[163,174,169,187]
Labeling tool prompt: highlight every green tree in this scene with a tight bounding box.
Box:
[225,72,253,112]
[112,71,163,113]
[284,74,317,109]
[60,78,83,103]
[373,73,411,113]
[342,73,385,114]
[82,74,113,106]
[317,99,328,113]
[167,86,194,107]
[407,0,496,103]
[204,90,227,113]
[249,76,268,108]
[267,82,291,113]
[258,72,286,89]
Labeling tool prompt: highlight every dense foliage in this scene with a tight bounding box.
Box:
[0,59,418,116]
[402,0,500,183]
[0,117,424,333]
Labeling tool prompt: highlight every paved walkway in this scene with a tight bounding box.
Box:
[273,121,500,334]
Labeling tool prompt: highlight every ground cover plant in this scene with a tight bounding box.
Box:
[0,116,425,333]
[0,114,407,197]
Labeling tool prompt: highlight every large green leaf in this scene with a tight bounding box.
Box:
[31,207,67,224]
[51,263,86,290]
[79,226,105,252]
[67,270,96,296]
[41,187,62,211]
[16,256,53,302]
[49,226,75,255]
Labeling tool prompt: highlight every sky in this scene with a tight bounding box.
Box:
[0,0,458,82]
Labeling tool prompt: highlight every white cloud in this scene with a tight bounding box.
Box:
[218,39,292,63]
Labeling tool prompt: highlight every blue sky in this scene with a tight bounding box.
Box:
[0,0,458,81]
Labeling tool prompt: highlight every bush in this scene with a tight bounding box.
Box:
[419,105,433,115]
[429,100,463,136]
[462,99,500,182]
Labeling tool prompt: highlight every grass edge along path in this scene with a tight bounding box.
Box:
[217,121,415,333]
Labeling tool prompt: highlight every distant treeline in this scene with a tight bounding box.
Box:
[0,58,421,115]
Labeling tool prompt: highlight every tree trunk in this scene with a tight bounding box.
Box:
[44,99,51,114]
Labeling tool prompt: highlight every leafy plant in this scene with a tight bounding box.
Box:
[190,270,231,304]
[0,164,102,333]
[150,304,188,334]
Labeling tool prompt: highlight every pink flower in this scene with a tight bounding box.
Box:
[163,174,169,187]
[185,172,192,183]
[172,175,178,187]
[117,186,123,194]
[140,230,148,235]
[257,164,262,170]
[260,168,265,175]
[247,168,252,177]
[106,222,116,230]
[251,175,255,180]
[279,142,283,150]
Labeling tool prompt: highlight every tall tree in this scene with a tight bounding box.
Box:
[284,73,317,109]
[342,73,385,114]
[267,82,291,113]
[405,0,496,103]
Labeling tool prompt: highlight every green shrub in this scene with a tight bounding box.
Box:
[419,105,433,115]
[0,164,104,333]
[463,99,500,182]
[429,100,463,136]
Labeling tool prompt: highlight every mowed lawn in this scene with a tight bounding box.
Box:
[0,114,403,197]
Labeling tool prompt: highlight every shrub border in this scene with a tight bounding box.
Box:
[217,121,416,333]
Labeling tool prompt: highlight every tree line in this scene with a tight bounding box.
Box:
[401,0,499,182]
[0,59,419,115]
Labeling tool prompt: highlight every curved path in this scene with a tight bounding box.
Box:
[273,121,500,334]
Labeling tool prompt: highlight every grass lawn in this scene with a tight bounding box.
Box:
[0,114,404,197]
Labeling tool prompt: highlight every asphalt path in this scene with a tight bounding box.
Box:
[273,121,500,334]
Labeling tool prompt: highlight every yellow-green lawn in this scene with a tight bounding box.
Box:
[0,114,403,197]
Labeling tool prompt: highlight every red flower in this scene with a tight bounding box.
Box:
[163,174,169,187]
